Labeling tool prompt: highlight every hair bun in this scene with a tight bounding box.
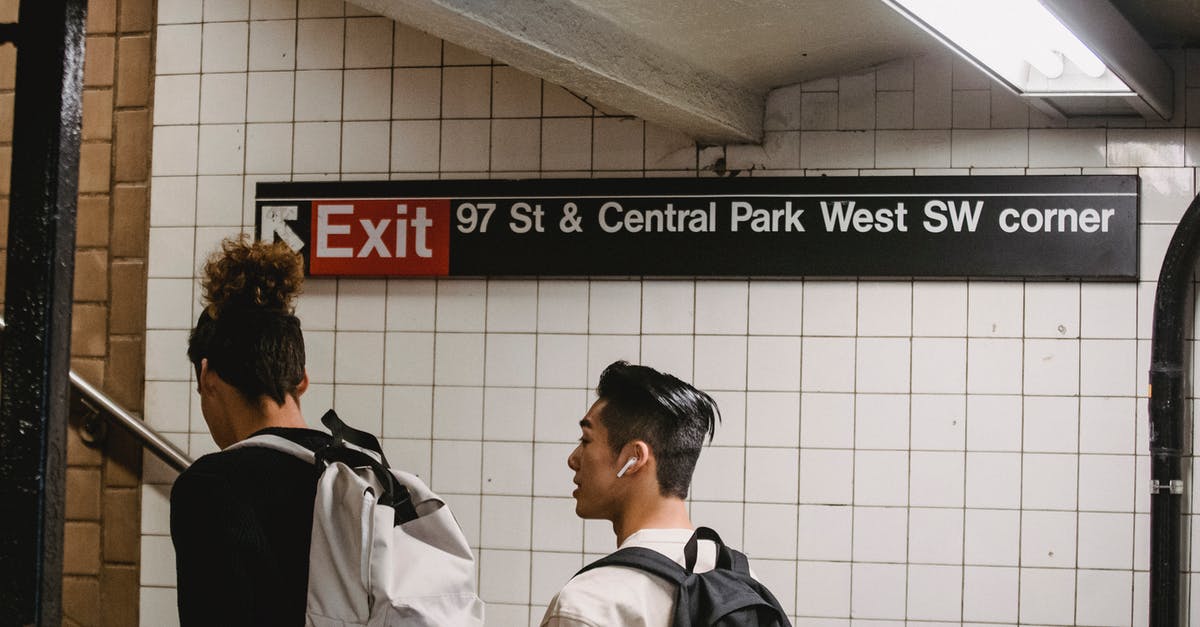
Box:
[201,234,304,318]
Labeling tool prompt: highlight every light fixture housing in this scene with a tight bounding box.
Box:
[880,0,1174,119]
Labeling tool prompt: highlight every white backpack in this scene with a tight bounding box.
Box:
[231,410,485,627]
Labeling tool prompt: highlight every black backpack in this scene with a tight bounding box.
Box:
[576,526,792,626]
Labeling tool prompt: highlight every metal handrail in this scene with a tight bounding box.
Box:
[0,316,192,472]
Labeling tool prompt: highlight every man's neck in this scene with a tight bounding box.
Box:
[613,497,692,546]
[224,395,308,446]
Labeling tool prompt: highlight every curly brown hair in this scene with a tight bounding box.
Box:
[201,234,304,318]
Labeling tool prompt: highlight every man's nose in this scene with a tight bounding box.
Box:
[567,447,580,471]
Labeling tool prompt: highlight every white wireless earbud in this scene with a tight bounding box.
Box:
[616,457,638,478]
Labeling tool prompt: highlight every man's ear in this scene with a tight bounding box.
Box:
[621,440,652,476]
[198,358,212,393]
[296,370,310,397]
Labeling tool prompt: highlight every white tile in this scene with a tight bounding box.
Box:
[483,387,534,441]
[1080,338,1137,397]
[1023,338,1079,395]
[146,278,194,329]
[802,281,856,335]
[158,0,202,23]
[485,333,535,387]
[439,66,492,118]
[645,123,697,170]
[950,130,1028,168]
[152,125,199,176]
[530,552,583,607]
[589,281,642,334]
[543,83,593,117]
[800,130,874,169]
[857,282,911,336]
[197,124,244,175]
[431,439,482,492]
[797,505,851,560]
[139,587,180,627]
[907,565,962,621]
[964,451,1020,509]
[1080,283,1136,338]
[694,335,748,391]
[431,385,483,440]
[491,118,541,171]
[962,566,1017,622]
[478,549,530,604]
[382,385,432,438]
[913,52,952,129]
[150,176,197,227]
[492,66,541,118]
[744,447,798,503]
[144,380,192,433]
[593,117,644,170]
[909,451,964,507]
[952,90,990,128]
[195,175,242,226]
[1023,395,1078,453]
[1029,129,1106,167]
[748,336,802,391]
[433,333,484,385]
[799,392,852,448]
[341,121,390,172]
[641,280,694,333]
[379,438,431,481]
[482,444,534,496]
[908,507,963,564]
[639,335,692,380]
[296,17,344,70]
[875,91,914,130]
[140,534,177,585]
[965,394,1020,451]
[796,336,854,389]
[965,338,1022,394]
[534,388,589,444]
[754,559,797,615]
[436,280,486,331]
[292,122,340,173]
[964,508,1020,565]
[747,281,802,334]
[541,118,593,171]
[201,22,248,72]
[855,393,908,450]
[250,0,295,19]
[440,119,490,172]
[798,449,852,505]
[245,71,294,122]
[332,384,384,434]
[1079,454,1135,512]
[587,335,640,385]
[442,41,489,65]
[1077,511,1133,570]
[536,334,588,388]
[154,75,200,125]
[156,25,202,74]
[1108,129,1186,166]
[294,70,342,121]
[800,92,836,130]
[1140,166,1196,223]
[248,19,297,71]
[795,562,850,618]
[392,68,441,119]
[694,281,747,334]
[387,279,436,330]
[1080,396,1135,454]
[764,84,800,131]
[392,22,441,66]
[911,337,966,394]
[855,338,910,393]
[1076,569,1133,627]
[343,69,392,120]
[333,331,384,384]
[244,123,292,174]
[742,503,796,558]
[304,330,335,383]
[910,394,964,450]
[849,502,902,562]
[533,442,574,498]
[1020,510,1077,568]
[1024,282,1079,338]
[876,130,950,168]
[148,227,197,278]
[854,450,908,506]
[485,280,537,332]
[745,392,799,447]
[531,497,583,551]
[912,281,966,336]
[850,563,906,620]
[345,17,392,68]
[538,280,589,333]
[1022,453,1078,510]
[707,390,745,448]
[204,0,248,20]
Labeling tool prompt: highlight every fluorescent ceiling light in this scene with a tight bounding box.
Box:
[881,0,1133,96]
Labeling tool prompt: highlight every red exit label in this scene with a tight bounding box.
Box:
[310,199,450,276]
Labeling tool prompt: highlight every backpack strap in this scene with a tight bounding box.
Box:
[577,545,688,586]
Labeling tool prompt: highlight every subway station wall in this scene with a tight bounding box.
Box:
[140,1,1200,625]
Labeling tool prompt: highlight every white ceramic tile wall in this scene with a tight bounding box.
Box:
[142,4,1200,625]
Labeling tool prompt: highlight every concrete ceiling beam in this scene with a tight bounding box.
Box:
[351,0,765,144]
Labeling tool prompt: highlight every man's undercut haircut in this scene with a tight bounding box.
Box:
[187,236,306,406]
[596,360,719,499]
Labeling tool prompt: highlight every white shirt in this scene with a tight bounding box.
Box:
[540,528,718,627]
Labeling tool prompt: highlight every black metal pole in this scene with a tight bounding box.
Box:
[0,0,87,624]
[1149,189,1200,627]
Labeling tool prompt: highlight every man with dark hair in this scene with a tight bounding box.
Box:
[540,360,724,626]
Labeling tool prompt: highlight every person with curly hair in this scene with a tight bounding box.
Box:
[170,235,330,626]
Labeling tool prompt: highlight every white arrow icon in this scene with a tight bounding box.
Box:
[260,204,305,252]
